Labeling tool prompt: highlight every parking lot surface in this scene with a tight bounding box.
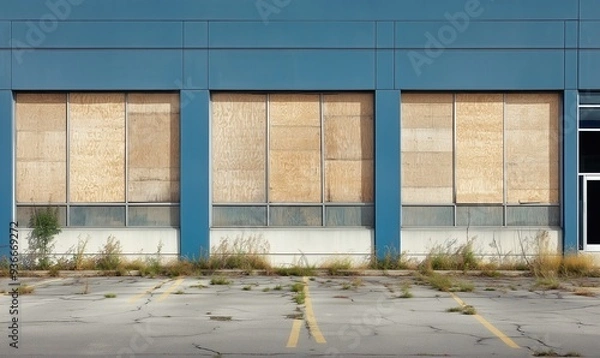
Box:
[1,273,599,357]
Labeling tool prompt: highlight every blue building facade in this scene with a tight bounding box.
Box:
[0,0,597,263]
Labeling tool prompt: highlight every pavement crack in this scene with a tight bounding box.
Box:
[192,344,221,356]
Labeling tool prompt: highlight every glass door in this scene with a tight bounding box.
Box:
[584,177,600,251]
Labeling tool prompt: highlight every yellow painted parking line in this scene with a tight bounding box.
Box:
[157,278,184,302]
[29,278,64,287]
[286,319,303,348]
[303,276,326,344]
[128,279,171,304]
[449,292,520,349]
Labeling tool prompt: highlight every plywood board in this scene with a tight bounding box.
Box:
[16,131,65,162]
[506,130,559,160]
[269,151,321,202]
[455,94,504,203]
[401,152,453,188]
[401,187,453,204]
[269,94,320,126]
[69,93,126,203]
[16,162,66,203]
[401,128,453,152]
[507,190,560,204]
[212,94,266,202]
[505,93,559,130]
[324,115,373,160]
[128,167,180,203]
[213,169,266,203]
[506,162,559,203]
[401,93,453,129]
[325,160,373,202]
[16,93,66,131]
[323,93,373,116]
[127,93,180,114]
[270,126,320,151]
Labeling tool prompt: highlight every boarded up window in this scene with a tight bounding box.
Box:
[69,93,126,203]
[401,93,453,204]
[505,93,559,204]
[16,94,67,203]
[269,94,321,203]
[212,93,267,203]
[128,93,180,203]
[455,93,504,204]
[324,93,374,202]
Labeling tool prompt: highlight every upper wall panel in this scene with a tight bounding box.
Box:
[0,22,9,49]
[12,50,183,90]
[580,22,600,48]
[10,22,183,48]
[209,50,375,90]
[581,0,600,20]
[395,22,565,49]
[208,22,375,48]
[0,51,10,89]
[396,49,564,90]
[0,0,578,21]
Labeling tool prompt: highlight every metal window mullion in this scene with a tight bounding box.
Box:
[503,93,507,227]
[266,94,270,226]
[66,93,71,226]
[320,93,325,227]
[452,93,457,227]
[125,93,129,227]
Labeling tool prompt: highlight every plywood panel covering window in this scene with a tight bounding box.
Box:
[401,93,453,204]
[211,92,374,227]
[324,93,374,202]
[455,94,504,203]
[505,93,559,204]
[212,93,267,203]
[128,93,180,203]
[401,92,560,227]
[16,93,67,203]
[15,92,180,227]
[70,93,126,203]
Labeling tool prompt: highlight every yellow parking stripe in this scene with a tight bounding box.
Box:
[449,292,520,349]
[157,278,184,302]
[128,279,171,303]
[286,319,303,348]
[303,276,326,344]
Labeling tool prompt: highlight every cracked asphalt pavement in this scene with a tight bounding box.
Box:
[1,274,599,357]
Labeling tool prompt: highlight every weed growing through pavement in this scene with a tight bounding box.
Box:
[210,276,232,285]
[104,293,117,298]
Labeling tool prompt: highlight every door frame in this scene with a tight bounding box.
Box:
[583,176,600,251]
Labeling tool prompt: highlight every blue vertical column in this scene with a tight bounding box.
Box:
[180,90,210,259]
[375,90,401,258]
[563,90,578,253]
[0,91,13,258]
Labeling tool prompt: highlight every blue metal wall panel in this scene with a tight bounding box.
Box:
[375,90,401,257]
[0,0,579,21]
[0,22,10,49]
[376,50,394,89]
[579,22,600,48]
[0,51,10,89]
[377,22,394,49]
[566,21,578,49]
[11,21,183,49]
[579,51,600,89]
[395,21,565,49]
[209,22,375,48]
[184,22,208,48]
[581,0,600,20]
[565,50,578,90]
[183,50,208,89]
[0,91,12,258]
[12,50,183,90]
[209,50,375,90]
[563,90,578,252]
[180,90,209,259]
[396,50,564,90]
